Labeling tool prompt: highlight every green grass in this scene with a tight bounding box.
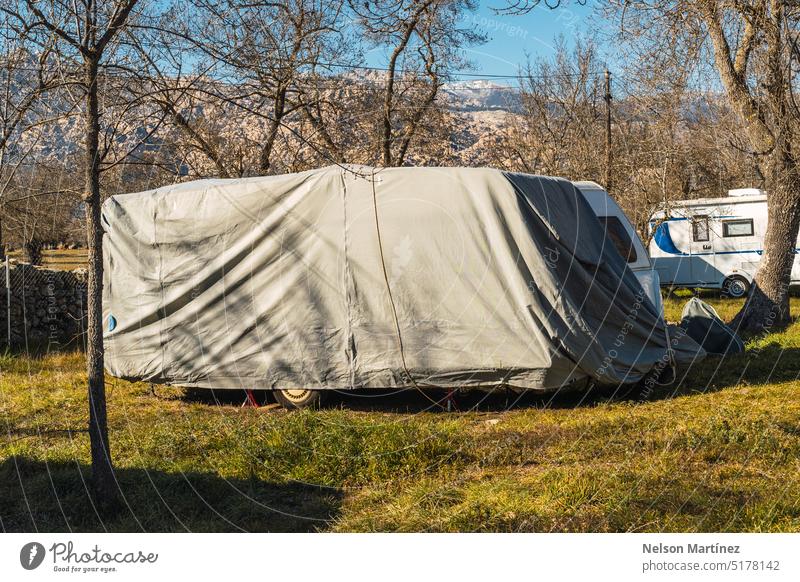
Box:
[2,295,800,532]
[661,289,754,323]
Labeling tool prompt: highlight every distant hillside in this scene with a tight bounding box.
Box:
[13,78,520,172]
[441,80,521,112]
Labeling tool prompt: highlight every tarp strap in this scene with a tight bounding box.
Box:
[341,172,357,388]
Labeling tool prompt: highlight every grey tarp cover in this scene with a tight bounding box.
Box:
[102,165,704,390]
[680,297,745,356]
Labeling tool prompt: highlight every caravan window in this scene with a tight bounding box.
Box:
[692,216,710,242]
[598,216,637,263]
[722,219,754,238]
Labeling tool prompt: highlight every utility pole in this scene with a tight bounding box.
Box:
[5,246,10,347]
[604,69,613,192]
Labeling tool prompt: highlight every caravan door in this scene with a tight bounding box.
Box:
[688,214,718,284]
[716,215,761,281]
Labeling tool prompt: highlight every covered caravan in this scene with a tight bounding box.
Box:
[102,166,703,397]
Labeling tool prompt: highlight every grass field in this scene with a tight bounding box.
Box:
[2,295,800,532]
[7,249,88,271]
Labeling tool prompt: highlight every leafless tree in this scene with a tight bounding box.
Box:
[350,0,485,166]
[508,37,605,179]
[2,0,151,512]
[133,0,353,178]
[0,13,65,256]
[494,0,585,14]
[611,81,759,240]
[602,1,800,331]
[498,34,758,246]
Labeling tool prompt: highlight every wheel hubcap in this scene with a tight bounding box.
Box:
[282,388,311,402]
[729,281,746,296]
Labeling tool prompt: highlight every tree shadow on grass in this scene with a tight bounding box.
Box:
[175,345,800,413]
[646,343,800,401]
[0,457,342,533]
[180,384,620,413]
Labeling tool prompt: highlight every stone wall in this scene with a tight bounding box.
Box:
[0,263,87,348]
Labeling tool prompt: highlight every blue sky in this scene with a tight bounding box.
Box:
[363,2,600,81]
[464,2,597,77]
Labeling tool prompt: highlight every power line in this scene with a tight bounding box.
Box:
[0,58,608,82]
[315,61,607,80]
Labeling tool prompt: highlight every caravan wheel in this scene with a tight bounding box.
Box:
[273,388,327,410]
[723,276,750,298]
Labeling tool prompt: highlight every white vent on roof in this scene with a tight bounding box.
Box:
[728,188,764,197]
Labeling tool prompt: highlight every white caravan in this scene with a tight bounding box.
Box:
[648,188,776,297]
[573,181,663,315]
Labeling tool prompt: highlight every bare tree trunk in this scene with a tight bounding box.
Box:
[699,0,799,332]
[604,69,612,191]
[23,237,42,265]
[259,117,281,173]
[259,87,287,173]
[382,50,400,167]
[84,57,118,512]
[381,7,429,167]
[395,78,438,166]
[166,104,230,178]
[301,102,344,162]
[733,159,800,332]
